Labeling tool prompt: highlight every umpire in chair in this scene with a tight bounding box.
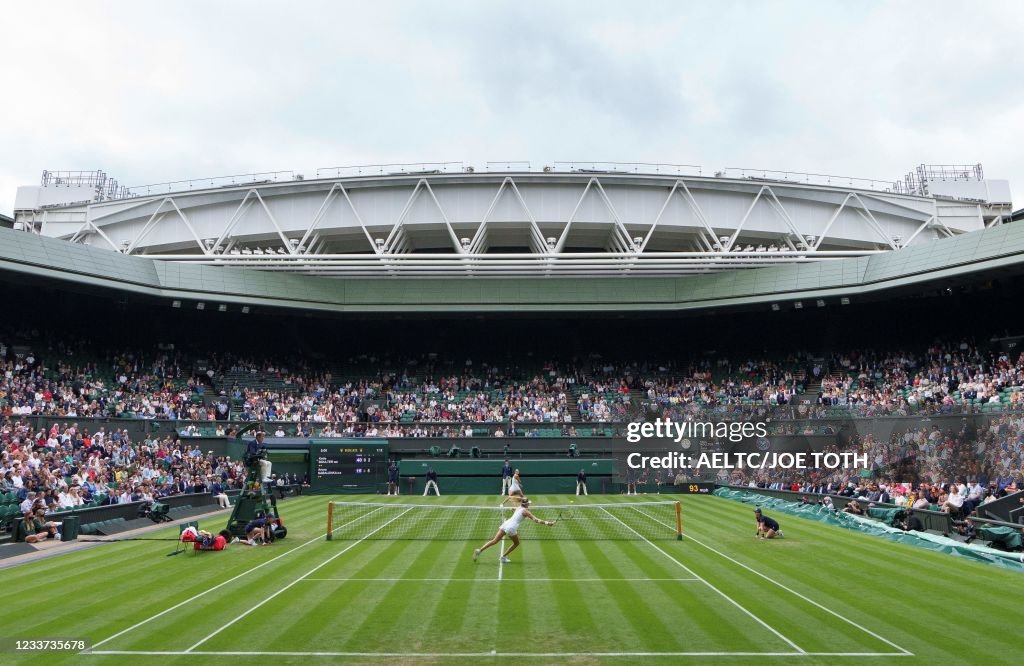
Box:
[246,430,273,482]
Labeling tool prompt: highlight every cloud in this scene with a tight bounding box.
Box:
[1,0,1022,214]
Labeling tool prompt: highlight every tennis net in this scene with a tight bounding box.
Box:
[326,500,682,541]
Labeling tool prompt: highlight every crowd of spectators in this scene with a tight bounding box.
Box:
[724,413,1024,520]
[2,336,1024,507]
[642,355,807,415]
[5,338,1024,427]
[222,359,636,425]
[0,417,247,524]
[815,340,1024,414]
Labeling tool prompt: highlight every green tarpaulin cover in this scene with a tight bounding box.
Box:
[713,488,1024,572]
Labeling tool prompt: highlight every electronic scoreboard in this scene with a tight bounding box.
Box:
[309,439,388,492]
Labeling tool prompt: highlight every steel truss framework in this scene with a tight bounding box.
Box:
[47,172,1010,277]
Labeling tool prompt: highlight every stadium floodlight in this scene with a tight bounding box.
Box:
[171,300,181,308]
[241,306,250,314]
[794,301,803,309]
[241,248,253,255]
[120,239,130,251]
[196,302,205,310]
[461,237,471,251]
[218,304,227,312]
[816,299,825,307]
[771,303,780,311]
[840,297,850,305]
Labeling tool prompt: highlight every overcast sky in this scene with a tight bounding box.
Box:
[1,0,1022,215]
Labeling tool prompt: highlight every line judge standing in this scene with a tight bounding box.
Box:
[500,458,513,496]
[423,466,440,496]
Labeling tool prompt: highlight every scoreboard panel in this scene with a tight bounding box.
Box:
[677,481,715,494]
[310,439,388,492]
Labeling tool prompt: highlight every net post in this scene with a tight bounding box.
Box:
[326,501,334,541]
[675,501,683,541]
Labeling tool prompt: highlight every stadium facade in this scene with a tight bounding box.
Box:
[5,161,1018,313]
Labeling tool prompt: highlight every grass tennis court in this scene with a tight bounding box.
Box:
[2,494,1021,664]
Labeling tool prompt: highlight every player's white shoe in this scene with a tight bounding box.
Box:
[473,549,480,562]
[500,556,511,563]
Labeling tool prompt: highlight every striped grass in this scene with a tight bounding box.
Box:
[1,493,1020,664]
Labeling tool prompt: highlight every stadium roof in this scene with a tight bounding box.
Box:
[12,164,1012,278]
[2,218,1024,314]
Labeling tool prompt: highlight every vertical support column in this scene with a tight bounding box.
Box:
[326,501,334,541]
[675,501,683,541]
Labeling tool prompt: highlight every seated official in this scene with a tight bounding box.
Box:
[899,509,925,532]
[842,500,865,516]
[24,508,61,543]
[951,518,978,543]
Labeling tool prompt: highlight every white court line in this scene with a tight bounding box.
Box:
[90,650,913,657]
[91,505,389,650]
[633,507,914,656]
[292,573,700,577]
[600,507,806,655]
[185,507,413,653]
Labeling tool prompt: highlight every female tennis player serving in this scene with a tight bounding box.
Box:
[473,497,553,563]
